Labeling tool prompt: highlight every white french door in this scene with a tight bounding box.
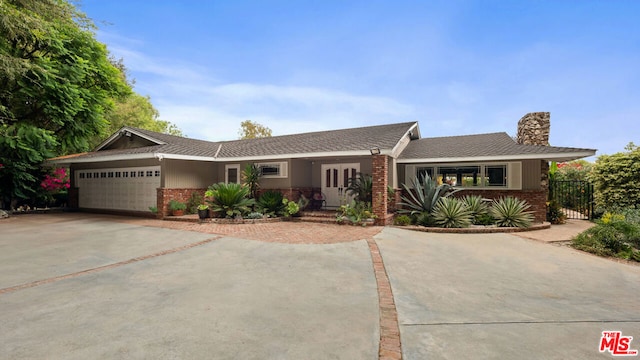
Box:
[321,163,360,208]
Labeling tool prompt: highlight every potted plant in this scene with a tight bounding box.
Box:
[197,204,209,219]
[168,199,186,216]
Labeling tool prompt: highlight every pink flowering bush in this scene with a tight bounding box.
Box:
[41,167,70,193]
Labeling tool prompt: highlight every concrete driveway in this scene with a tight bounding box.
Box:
[376,227,640,360]
[2,214,640,359]
[0,214,378,359]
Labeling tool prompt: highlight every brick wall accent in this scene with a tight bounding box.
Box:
[372,155,390,225]
[456,189,547,223]
[157,188,207,219]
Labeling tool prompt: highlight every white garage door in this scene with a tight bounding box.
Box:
[75,166,160,211]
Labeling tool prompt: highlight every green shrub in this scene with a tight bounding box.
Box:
[245,212,264,219]
[590,143,640,209]
[398,175,460,215]
[336,200,374,225]
[346,173,373,203]
[546,200,567,224]
[572,211,640,261]
[168,199,186,211]
[416,211,435,227]
[283,198,300,216]
[394,215,411,226]
[186,192,203,214]
[242,163,261,199]
[205,183,255,218]
[461,195,489,225]
[257,190,285,216]
[474,213,496,226]
[432,197,472,228]
[490,197,534,228]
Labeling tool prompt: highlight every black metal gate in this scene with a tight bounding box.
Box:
[549,180,594,220]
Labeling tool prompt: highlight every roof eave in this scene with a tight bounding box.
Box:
[48,152,159,164]
[397,151,596,164]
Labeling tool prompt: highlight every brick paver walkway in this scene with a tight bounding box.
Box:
[119,217,384,244]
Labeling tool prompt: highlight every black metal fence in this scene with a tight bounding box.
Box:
[549,180,594,220]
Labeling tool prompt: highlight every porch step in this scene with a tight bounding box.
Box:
[298,210,337,224]
[299,210,336,218]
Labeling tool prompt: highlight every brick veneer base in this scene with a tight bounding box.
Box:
[157,188,207,219]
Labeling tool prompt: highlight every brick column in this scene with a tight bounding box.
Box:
[372,155,388,225]
[157,188,167,219]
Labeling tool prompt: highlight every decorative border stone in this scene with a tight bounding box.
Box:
[393,222,551,234]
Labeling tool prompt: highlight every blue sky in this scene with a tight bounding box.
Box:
[81,0,639,158]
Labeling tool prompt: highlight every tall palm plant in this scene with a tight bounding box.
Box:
[242,163,261,199]
[346,173,373,203]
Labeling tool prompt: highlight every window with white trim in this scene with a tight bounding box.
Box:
[406,163,518,189]
[256,161,288,178]
[225,164,240,184]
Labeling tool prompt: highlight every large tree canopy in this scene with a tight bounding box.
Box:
[590,142,640,210]
[0,0,131,204]
[91,93,183,147]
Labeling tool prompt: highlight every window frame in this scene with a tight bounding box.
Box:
[256,161,288,179]
[225,164,241,184]
[406,162,517,189]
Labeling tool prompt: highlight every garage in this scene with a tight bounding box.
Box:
[75,166,160,212]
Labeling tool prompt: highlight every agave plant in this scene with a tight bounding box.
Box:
[461,195,490,224]
[346,173,373,203]
[398,175,461,215]
[490,197,534,228]
[257,190,286,216]
[205,182,255,218]
[432,197,473,228]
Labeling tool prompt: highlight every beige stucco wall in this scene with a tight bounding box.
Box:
[290,159,312,187]
[163,159,217,189]
[521,159,542,190]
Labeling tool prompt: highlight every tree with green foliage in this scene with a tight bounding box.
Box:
[555,160,593,181]
[238,120,272,139]
[0,0,131,207]
[590,142,640,209]
[92,93,183,147]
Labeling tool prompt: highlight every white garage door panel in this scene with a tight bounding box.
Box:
[75,166,160,211]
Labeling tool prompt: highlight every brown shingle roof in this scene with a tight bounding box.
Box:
[57,122,417,161]
[399,132,596,161]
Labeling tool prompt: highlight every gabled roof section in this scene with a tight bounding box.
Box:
[398,132,596,163]
[96,127,166,151]
[49,122,418,164]
[216,122,417,159]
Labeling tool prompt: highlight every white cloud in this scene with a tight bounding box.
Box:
[102,41,417,141]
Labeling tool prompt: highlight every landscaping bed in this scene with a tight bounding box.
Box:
[394,222,550,234]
